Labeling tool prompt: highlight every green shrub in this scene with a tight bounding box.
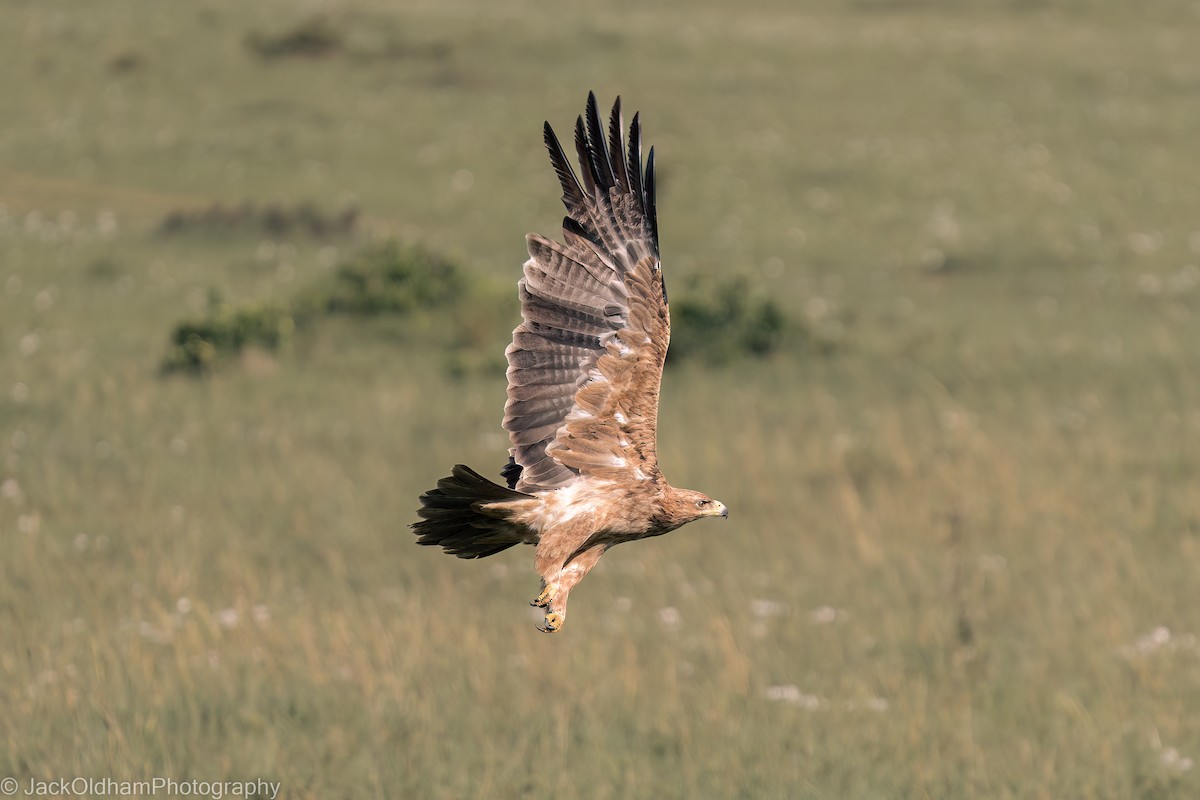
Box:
[317,241,463,316]
[163,293,295,373]
[159,201,358,238]
[163,240,467,374]
[667,275,795,366]
[245,15,342,59]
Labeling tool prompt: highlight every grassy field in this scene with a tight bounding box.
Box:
[3,0,1200,797]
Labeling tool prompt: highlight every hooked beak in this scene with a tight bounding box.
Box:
[715,502,729,519]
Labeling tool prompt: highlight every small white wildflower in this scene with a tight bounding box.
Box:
[1171,264,1200,292]
[252,604,270,625]
[19,332,40,356]
[764,685,799,702]
[1,478,21,500]
[97,210,118,236]
[978,554,1008,572]
[450,169,474,192]
[1137,273,1163,295]
[764,685,821,709]
[1123,625,1182,658]
[750,599,785,618]
[1161,747,1194,773]
[930,207,960,244]
[216,607,239,629]
[1130,232,1163,255]
[658,606,681,628]
[804,296,828,320]
[176,597,192,615]
[811,605,839,624]
[73,533,88,551]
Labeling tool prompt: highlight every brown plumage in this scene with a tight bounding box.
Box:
[413,93,727,633]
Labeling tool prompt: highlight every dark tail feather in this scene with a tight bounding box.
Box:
[412,465,532,559]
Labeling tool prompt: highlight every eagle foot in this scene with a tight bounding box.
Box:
[536,611,565,634]
[529,583,557,609]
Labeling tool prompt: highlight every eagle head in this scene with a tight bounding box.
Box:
[663,487,729,527]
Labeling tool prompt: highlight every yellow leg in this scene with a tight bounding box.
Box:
[537,611,565,633]
[529,582,557,609]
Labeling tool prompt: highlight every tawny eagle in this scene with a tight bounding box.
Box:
[413,93,727,633]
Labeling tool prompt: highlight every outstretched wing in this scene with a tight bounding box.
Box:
[503,92,667,494]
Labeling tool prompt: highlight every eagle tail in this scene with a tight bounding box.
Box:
[412,465,532,559]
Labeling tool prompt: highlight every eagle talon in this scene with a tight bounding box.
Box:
[530,584,556,609]
[537,611,564,633]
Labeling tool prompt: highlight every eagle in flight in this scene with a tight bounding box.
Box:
[413,93,727,633]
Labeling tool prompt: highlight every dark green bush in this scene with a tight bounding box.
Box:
[159,202,358,238]
[245,16,342,59]
[317,241,463,315]
[667,275,794,366]
[163,240,466,374]
[163,295,295,373]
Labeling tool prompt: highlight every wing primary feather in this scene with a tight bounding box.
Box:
[562,216,600,247]
[573,116,599,199]
[607,96,631,191]
[543,121,586,211]
[585,90,617,191]
[645,145,660,252]
[627,112,645,217]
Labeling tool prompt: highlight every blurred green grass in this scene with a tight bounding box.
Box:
[2,0,1200,797]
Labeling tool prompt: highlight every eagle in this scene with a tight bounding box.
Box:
[413,93,728,633]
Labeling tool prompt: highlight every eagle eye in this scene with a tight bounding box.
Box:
[697,499,710,508]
